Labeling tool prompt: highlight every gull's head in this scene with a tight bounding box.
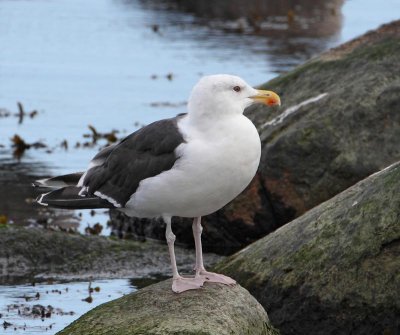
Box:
[188,74,280,118]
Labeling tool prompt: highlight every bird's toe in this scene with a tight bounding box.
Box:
[199,271,236,286]
[172,276,206,293]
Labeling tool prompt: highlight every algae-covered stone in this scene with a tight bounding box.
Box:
[249,20,400,226]
[109,21,400,254]
[58,280,279,335]
[214,161,400,335]
[0,227,222,284]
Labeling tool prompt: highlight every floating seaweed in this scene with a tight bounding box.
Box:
[60,139,68,150]
[84,223,103,235]
[0,102,40,123]
[151,24,160,33]
[83,124,119,146]
[7,303,74,319]
[0,108,11,118]
[3,320,12,329]
[11,134,47,159]
[82,281,100,303]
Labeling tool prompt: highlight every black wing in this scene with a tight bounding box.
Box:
[37,186,115,209]
[33,172,84,189]
[33,143,117,189]
[90,143,117,166]
[81,115,186,207]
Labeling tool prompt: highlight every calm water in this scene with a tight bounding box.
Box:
[0,279,134,334]
[0,1,400,333]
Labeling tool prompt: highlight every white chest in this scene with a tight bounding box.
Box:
[126,115,261,218]
[181,116,261,184]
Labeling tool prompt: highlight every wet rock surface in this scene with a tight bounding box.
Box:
[0,226,222,284]
[250,19,400,226]
[109,20,400,255]
[58,280,279,335]
[214,161,400,335]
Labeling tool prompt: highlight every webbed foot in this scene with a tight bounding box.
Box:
[172,275,206,293]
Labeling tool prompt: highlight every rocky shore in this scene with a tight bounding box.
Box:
[3,20,400,335]
[0,226,222,284]
[60,159,400,335]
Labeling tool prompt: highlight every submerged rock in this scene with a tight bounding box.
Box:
[58,280,279,335]
[214,161,400,335]
[109,20,400,255]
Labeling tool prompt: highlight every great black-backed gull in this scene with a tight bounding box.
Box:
[35,74,281,293]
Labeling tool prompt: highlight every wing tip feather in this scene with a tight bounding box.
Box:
[94,191,122,208]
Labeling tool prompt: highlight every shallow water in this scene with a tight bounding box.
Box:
[0,279,134,334]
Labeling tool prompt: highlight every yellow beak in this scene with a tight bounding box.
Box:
[250,89,281,106]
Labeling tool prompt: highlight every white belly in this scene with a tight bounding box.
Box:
[124,115,261,218]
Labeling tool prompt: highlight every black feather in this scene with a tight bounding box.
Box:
[37,186,115,209]
[33,172,84,189]
[82,114,186,206]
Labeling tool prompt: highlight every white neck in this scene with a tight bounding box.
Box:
[187,99,243,132]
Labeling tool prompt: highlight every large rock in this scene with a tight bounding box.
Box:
[58,280,279,335]
[109,20,400,254]
[214,161,400,335]
[0,226,222,284]
[251,20,400,225]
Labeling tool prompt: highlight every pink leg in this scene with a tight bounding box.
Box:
[164,217,205,293]
[192,217,236,286]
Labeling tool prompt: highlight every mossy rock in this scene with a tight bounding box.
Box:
[0,227,222,284]
[248,20,400,225]
[58,280,279,335]
[214,161,400,335]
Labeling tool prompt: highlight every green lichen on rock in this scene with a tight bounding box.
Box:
[247,23,400,225]
[214,162,400,335]
[58,280,279,335]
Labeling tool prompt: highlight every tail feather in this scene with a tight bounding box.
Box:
[33,172,84,189]
[37,186,115,209]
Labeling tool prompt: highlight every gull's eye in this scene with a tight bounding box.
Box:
[233,86,241,92]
